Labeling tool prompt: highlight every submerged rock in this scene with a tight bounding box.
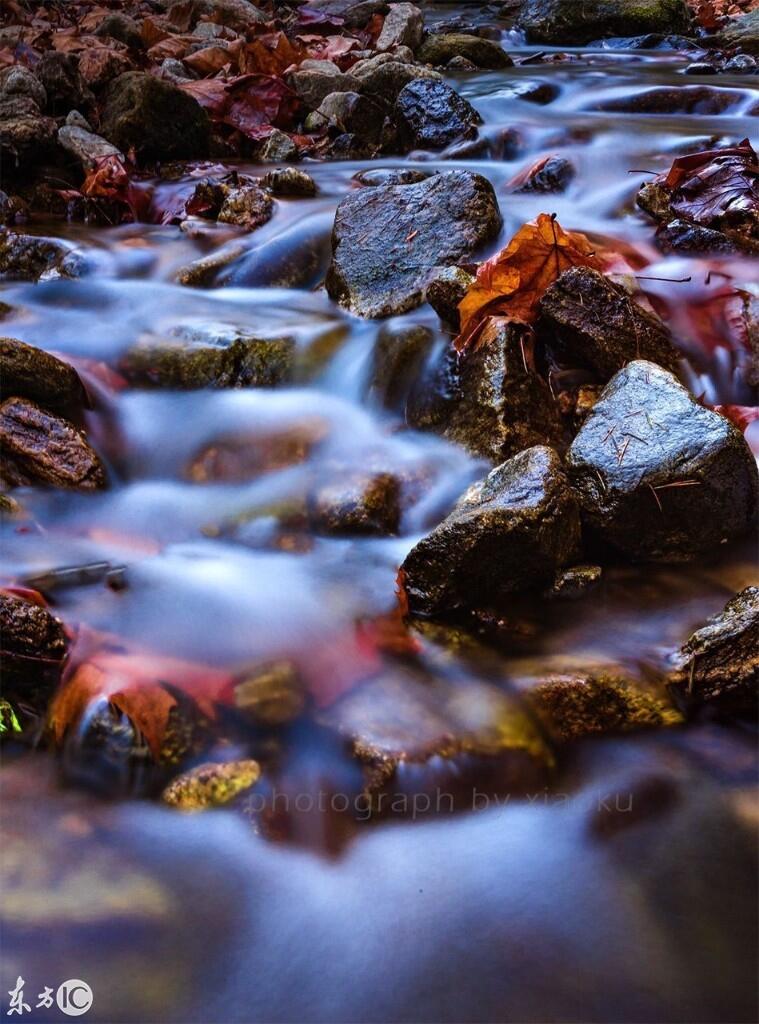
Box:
[0,337,87,418]
[400,445,580,615]
[368,324,435,410]
[417,33,513,69]
[100,72,210,160]
[539,267,680,378]
[326,170,500,318]
[262,167,317,197]
[0,231,77,282]
[514,155,575,193]
[544,563,603,600]
[321,669,553,808]
[669,587,758,710]
[233,661,306,726]
[519,0,692,45]
[394,78,481,150]
[162,760,261,811]
[443,318,565,464]
[525,672,683,742]
[0,397,106,491]
[120,325,295,389]
[567,361,759,561]
[307,470,401,535]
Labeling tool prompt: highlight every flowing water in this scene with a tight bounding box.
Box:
[1,13,758,1023]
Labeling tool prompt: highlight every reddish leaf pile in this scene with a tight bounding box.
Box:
[661,139,759,229]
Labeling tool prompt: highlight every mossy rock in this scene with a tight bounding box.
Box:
[519,0,693,45]
[162,759,261,811]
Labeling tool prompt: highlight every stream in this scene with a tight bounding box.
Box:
[1,6,758,1022]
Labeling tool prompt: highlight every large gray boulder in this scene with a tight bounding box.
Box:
[567,361,759,561]
[400,446,580,615]
[326,170,501,318]
[518,0,693,45]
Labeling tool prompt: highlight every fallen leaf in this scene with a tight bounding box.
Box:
[455,213,605,353]
[655,139,759,230]
[712,404,759,432]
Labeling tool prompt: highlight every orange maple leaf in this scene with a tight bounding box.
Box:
[455,213,604,354]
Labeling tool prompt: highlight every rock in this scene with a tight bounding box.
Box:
[515,155,575,193]
[260,128,299,163]
[57,124,123,171]
[321,669,553,807]
[95,12,143,48]
[307,469,401,535]
[66,109,91,129]
[400,445,580,615]
[525,673,682,743]
[368,324,435,409]
[176,243,248,287]
[162,760,261,811]
[443,318,564,464]
[158,57,196,84]
[0,96,57,175]
[120,324,295,389]
[0,591,68,706]
[684,62,717,75]
[165,0,267,29]
[544,563,602,600]
[78,47,134,91]
[519,0,692,45]
[539,267,680,378]
[100,72,210,160]
[425,266,475,327]
[723,53,757,73]
[316,91,388,143]
[290,65,362,110]
[0,337,87,418]
[262,167,317,197]
[597,86,738,115]
[506,81,560,105]
[35,52,94,114]
[376,3,424,51]
[395,78,480,150]
[302,0,388,28]
[0,397,106,490]
[233,661,306,726]
[217,185,274,231]
[655,219,738,255]
[417,32,513,69]
[717,9,759,57]
[445,56,479,72]
[0,231,75,282]
[566,361,759,561]
[354,167,430,187]
[669,587,758,710]
[326,170,500,318]
[0,65,46,109]
[353,56,442,102]
[185,417,326,483]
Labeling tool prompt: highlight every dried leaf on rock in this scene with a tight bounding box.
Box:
[455,213,605,353]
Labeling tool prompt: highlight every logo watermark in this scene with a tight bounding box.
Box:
[6,978,93,1017]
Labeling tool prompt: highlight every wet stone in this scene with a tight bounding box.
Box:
[417,32,513,69]
[400,445,581,616]
[567,360,759,561]
[395,78,481,150]
[656,219,738,255]
[162,759,261,811]
[425,266,475,328]
[668,587,758,711]
[0,591,68,707]
[525,673,683,743]
[101,71,210,160]
[260,129,299,163]
[368,324,435,410]
[120,325,295,390]
[0,337,88,419]
[539,267,680,378]
[186,418,327,483]
[519,0,693,45]
[308,469,401,535]
[262,167,317,197]
[443,318,565,464]
[544,563,602,600]
[354,167,430,186]
[326,170,501,318]
[0,397,106,491]
[597,87,739,116]
[0,231,77,282]
[217,185,274,231]
[316,91,388,143]
[353,57,443,103]
[321,669,553,808]
[233,661,307,726]
[515,156,575,193]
